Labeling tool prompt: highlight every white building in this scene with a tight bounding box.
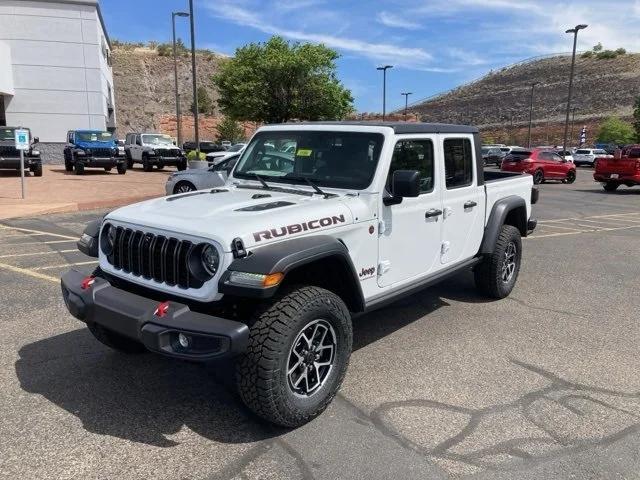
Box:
[0,0,115,150]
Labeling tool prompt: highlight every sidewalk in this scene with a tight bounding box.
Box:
[0,165,171,219]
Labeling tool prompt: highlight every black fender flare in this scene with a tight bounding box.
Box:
[76,217,104,257]
[219,235,365,311]
[479,196,527,255]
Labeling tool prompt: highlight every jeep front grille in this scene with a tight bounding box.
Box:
[0,146,20,157]
[106,227,202,289]
[90,148,114,157]
[156,149,181,158]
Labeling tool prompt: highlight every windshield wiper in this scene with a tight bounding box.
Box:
[252,173,272,190]
[285,175,334,198]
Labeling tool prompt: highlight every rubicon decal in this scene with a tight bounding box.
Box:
[253,214,346,242]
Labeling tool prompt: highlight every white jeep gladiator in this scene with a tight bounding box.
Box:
[62,122,538,427]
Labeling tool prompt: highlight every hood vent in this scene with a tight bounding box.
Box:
[252,193,271,199]
[166,188,228,202]
[236,201,294,212]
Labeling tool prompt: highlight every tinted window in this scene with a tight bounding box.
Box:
[575,149,591,154]
[628,149,640,158]
[444,138,473,189]
[387,139,434,194]
[538,151,554,160]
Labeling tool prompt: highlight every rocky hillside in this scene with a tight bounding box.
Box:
[407,53,640,145]
[112,45,225,135]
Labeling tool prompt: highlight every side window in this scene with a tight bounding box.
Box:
[539,152,554,161]
[386,139,434,194]
[136,135,142,146]
[444,138,473,189]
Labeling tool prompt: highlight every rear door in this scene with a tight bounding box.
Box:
[377,136,444,287]
[439,135,484,264]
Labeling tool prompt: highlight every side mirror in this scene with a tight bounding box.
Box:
[33,137,39,144]
[384,170,420,205]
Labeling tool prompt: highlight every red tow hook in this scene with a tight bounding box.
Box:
[80,275,96,290]
[154,301,170,317]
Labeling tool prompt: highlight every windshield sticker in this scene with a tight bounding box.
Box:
[253,214,346,242]
[296,149,312,157]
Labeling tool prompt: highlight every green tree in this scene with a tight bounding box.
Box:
[191,86,214,115]
[633,97,640,142]
[593,42,603,52]
[216,117,245,143]
[213,36,353,123]
[596,117,636,144]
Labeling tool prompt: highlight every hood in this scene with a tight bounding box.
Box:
[105,185,369,252]
[75,140,116,149]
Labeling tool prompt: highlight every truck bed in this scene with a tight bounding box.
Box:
[483,170,534,228]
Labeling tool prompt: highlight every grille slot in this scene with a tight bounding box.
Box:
[106,227,202,289]
[90,148,114,157]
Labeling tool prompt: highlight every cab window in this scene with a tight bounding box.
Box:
[444,138,473,189]
[386,139,434,194]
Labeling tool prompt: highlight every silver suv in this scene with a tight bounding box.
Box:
[124,133,187,171]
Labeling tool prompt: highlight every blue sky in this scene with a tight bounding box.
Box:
[102,0,640,112]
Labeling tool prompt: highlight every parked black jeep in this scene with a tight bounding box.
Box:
[0,127,42,176]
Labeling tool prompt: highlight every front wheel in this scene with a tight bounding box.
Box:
[603,182,619,192]
[474,225,522,299]
[74,162,84,175]
[564,170,576,184]
[177,159,187,171]
[173,181,196,194]
[31,164,43,177]
[142,156,153,172]
[117,163,127,174]
[236,286,352,427]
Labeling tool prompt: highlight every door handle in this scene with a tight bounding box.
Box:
[425,208,443,218]
[464,201,477,209]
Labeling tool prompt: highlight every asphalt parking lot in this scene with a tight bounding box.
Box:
[1,167,640,480]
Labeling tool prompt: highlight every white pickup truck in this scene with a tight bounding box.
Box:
[62,122,538,427]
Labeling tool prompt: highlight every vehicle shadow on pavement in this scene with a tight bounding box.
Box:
[49,168,113,176]
[573,188,640,195]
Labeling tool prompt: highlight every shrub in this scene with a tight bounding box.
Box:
[593,43,603,52]
[147,41,158,50]
[156,43,172,57]
[615,47,626,55]
[186,150,207,161]
[581,50,593,58]
[596,50,618,59]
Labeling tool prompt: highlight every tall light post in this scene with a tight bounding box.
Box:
[562,24,588,155]
[188,0,200,155]
[527,82,538,148]
[401,92,412,120]
[377,65,393,121]
[569,107,577,148]
[172,11,189,148]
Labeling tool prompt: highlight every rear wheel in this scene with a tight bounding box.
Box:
[532,169,544,185]
[603,182,620,192]
[173,181,196,194]
[87,322,148,354]
[236,286,352,427]
[474,225,522,299]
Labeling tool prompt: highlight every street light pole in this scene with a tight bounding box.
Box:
[172,11,189,148]
[377,65,393,121]
[527,82,538,148]
[562,24,587,156]
[188,0,200,156]
[569,107,577,147]
[401,92,412,120]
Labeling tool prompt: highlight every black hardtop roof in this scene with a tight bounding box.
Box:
[280,121,479,134]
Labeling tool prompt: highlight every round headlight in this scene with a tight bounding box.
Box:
[100,223,116,255]
[201,244,220,275]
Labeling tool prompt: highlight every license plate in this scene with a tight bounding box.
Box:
[610,174,619,179]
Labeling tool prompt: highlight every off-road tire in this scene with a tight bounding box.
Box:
[74,162,84,175]
[603,182,619,192]
[156,163,164,171]
[126,151,134,169]
[65,159,73,172]
[117,163,127,175]
[142,155,153,172]
[32,164,43,177]
[236,286,352,427]
[177,160,187,171]
[474,225,522,299]
[533,169,543,185]
[87,322,148,354]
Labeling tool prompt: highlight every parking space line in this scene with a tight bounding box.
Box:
[33,260,97,271]
[536,223,588,232]
[528,224,640,239]
[0,225,77,240]
[574,218,639,226]
[4,239,76,246]
[0,261,58,283]
[0,249,77,259]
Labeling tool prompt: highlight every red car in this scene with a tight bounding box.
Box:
[501,148,576,185]
[594,145,640,191]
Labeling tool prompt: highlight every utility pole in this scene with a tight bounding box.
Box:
[172,11,189,148]
[188,0,199,155]
[401,92,412,120]
[376,65,393,121]
[562,24,588,156]
[527,82,538,148]
[569,107,577,147]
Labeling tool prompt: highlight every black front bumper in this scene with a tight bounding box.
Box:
[149,155,184,165]
[61,269,249,361]
[0,157,40,169]
[80,157,123,168]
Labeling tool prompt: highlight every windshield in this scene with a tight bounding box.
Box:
[142,134,173,146]
[575,149,591,154]
[227,144,245,152]
[77,131,113,142]
[234,131,385,190]
[0,127,17,141]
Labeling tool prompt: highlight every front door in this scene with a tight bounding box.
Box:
[440,135,484,265]
[378,136,443,287]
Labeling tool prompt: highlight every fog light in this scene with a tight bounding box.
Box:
[178,333,190,349]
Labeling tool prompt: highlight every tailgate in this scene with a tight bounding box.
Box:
[596,158,637,175]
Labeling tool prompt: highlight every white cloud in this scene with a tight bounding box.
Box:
[446,48,487,65]
[376,11,422,30]
[204,1,434,68]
